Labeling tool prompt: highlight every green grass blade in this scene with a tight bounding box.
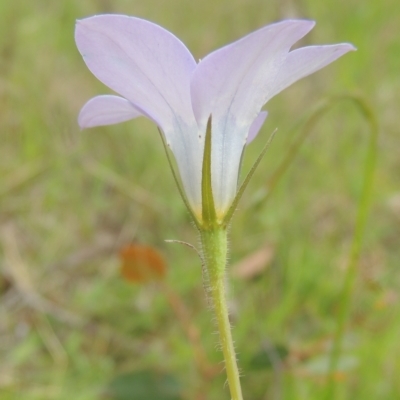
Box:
[324,95,379,400]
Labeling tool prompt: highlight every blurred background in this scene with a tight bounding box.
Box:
[0,0,399,399]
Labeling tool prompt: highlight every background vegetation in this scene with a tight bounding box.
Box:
[0,0,399,399]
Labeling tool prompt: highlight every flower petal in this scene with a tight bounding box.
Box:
[266,43,356,101]
[247,111,268,144]
[78,95,143,128]
[191,20,315,212]
[75,14,196,131]
[76,15,203,212]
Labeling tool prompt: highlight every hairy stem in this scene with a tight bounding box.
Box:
[200,227,243,400]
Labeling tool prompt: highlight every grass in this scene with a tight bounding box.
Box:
[1,0,400,399]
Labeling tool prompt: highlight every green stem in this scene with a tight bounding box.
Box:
[200,227,243,400]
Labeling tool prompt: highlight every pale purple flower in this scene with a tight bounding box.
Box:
[76,15,354,222]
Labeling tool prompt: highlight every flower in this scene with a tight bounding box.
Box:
[76,15,354,224]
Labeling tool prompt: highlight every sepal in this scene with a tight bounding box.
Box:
[158,128,202,230]
[201,117,218,228]
[222,129,277,226]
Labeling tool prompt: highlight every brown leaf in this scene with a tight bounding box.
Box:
[231,244,275,280]
[119,244,166,283]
